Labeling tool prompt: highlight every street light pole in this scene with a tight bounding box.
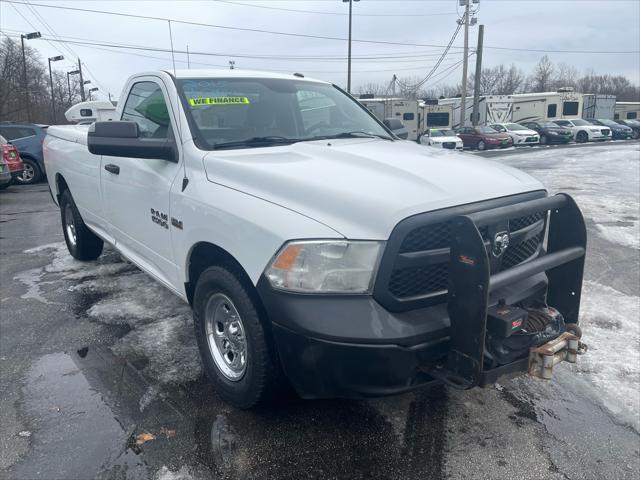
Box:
[48,55,64,123]
[78,58,86,101]
[67,72,72,101]
[343,0,359,94]
[20,31,41,122]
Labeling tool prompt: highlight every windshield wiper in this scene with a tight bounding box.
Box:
[213,136,301,150]
[327,131,393,141]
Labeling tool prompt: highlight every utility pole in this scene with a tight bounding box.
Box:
[186,45,191,69]
[471,24,484,126]
[459,0,471,127]
[343,0,360,93]
[78,58,86,101]
[20,31,40,122]
[48,55,64,123]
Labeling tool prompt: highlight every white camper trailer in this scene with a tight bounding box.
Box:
[511,90,583,123]
[358,97,421,140]
[65,100,117,124]
[614,102,640,120]
[582,94,616,120]
[437,95,513,128]
[421,101,453,129]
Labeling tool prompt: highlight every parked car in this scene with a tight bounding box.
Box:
[520,120,573,145]
[382,118,409,139]
[614,119,640,139]
[0,122,47,184]
[553,119,610,143]
[0,134,25,184]
[45,69,588,409]
[489,123,540,146]
[0,155,12,190]
[418,128,463,150]
[587,118,633,140]
[456,126,513,150]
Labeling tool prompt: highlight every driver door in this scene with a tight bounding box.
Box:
[101,78,182,289]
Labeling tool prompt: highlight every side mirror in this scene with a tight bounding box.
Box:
[87,121,176,162]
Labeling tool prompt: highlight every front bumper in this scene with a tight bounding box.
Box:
[514,135,540,145]
[258,195,586,399]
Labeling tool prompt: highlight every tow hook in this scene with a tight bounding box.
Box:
[528,330,588,380]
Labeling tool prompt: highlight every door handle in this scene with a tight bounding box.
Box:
[104,164,120,175]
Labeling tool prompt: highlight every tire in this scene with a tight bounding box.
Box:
[576,131,588,143]
[15,157,41,185]
[632,130,639,140]
[540,135,548,145]
[477,140,486,151]
[193,266,284,409]
[59,189,104,261]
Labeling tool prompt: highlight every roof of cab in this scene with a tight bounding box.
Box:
[162,69,328,84]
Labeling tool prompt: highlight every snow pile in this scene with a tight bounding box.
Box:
[154,466,193,480]
[496,143,640,250]
[571,281,640,431]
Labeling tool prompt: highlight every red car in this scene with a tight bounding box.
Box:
[0,134,24,184]
[455,126,513,150]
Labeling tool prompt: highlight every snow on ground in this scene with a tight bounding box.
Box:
[16,243,203,386]
[492,143,640,250]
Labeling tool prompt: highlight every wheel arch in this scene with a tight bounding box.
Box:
[55,173,69,203]
[185,241,258,307]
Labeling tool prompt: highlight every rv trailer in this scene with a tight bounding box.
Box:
[582,94,616,120]
[511,90,584,123]
[421,100,453,129]
[437,95,513,128]
[614,102,640,120]
[65,100,117,124]
[358,97,422,140]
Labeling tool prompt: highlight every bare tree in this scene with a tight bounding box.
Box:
[527,55,555,92]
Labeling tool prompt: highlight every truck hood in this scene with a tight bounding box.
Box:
[202,138,544,239]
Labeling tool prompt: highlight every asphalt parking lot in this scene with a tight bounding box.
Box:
[1,141,639,480]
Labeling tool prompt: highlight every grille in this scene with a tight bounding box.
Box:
[509,212,545,232]
[601,129,610,135]
[389,264,449,298]
[442,142,456,149]
[501,233,543,270]
[388,211,545,301]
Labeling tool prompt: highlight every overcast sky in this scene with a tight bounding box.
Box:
[1,0,639,100]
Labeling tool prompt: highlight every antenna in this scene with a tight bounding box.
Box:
[167,20,188,191]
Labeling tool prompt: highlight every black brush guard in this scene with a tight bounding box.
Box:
[431,193,586,388]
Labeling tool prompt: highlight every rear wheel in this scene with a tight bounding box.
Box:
[60,189,104,260]
[477,140,486,151]
[576,131,588,143]
[15,158,41,185]
[193,266,284,408]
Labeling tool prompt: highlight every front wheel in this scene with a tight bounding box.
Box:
[60,189,104,260]
[193,266,284,408]
[477,140,486,151]
[15,158,41,185]
[576,131,588,143]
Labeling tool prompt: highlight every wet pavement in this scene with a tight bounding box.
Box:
[1,142,639,480]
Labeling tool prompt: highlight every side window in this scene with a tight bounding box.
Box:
[403,112,414,121]
[562,101,579,116]
[0,127,35,140]
[628,112,637,119]
[547,104,557,118]
[121,81,171,139]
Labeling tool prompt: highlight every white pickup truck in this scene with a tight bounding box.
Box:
[45,69,588,408]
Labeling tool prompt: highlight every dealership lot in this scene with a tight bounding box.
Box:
[0,141,639,480]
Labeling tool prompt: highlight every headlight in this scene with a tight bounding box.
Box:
[548,131,559,135]
[590,128,600,132]
[265,240,383,293]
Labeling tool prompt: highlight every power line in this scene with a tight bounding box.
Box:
[4,1,637,54]
[213,0,457,17]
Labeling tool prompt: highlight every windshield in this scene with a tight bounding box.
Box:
[505,123,527,131]
[597,119,617,126]
[572,119,591,126]
[178,78,391,149]
[430,129,456,137]
[540,121,560,128]
[477,126,498,134]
